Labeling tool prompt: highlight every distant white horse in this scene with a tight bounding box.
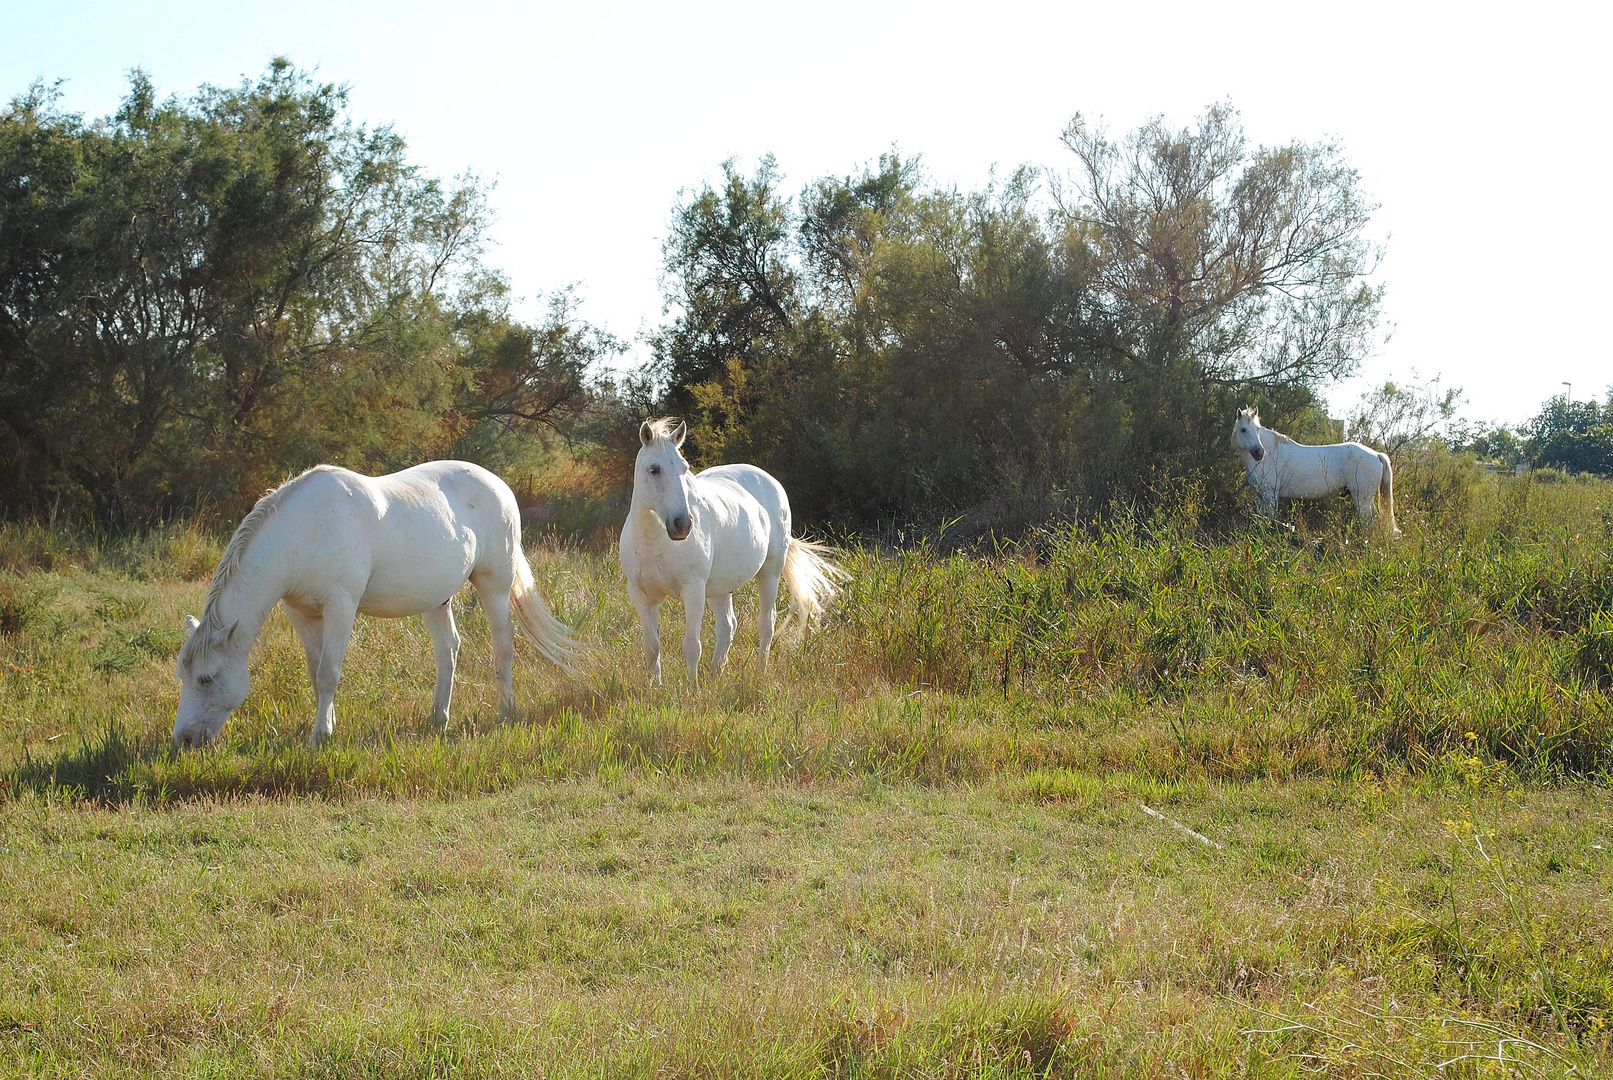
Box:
[619,418,846,685]
[173,461,576,749]
[1231,408,1398,533]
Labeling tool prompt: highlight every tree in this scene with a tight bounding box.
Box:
[650,109,1384,531]
[1524,392,1613,476]
[1345,376,1462,455]
[1056,103,1383,390]
[653,156,798,450]
[0,61,610,525]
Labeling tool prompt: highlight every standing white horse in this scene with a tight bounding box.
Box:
[1231,408,1398,533]
[619,418,846,685]
[173,461,576,749]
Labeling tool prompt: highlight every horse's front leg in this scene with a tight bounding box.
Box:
[1254,480,1280,520]
[680,582,707,687]
[283,604,323,698]
[710,593,737,676]
[629,582,662,685]
[421,600,461,728]
[310,596,359,747]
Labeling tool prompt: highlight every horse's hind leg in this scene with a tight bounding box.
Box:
[475,581,518,718]
[310,596,359,747]
[710,593,737,676]
[1351,481,1378,526]
[756,570,781,672]
[422,600,461,728]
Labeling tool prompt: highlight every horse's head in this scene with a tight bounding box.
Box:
[173,614,251,748]
[635,418,694,541]
[1232,407,1266,463]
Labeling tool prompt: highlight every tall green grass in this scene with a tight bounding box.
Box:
[2,472,1610,803]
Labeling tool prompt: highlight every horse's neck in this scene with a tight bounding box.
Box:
[209,524,290,652]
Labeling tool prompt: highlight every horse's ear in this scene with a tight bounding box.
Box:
[671,420,687,448]
[184,614,200,634]
[639,420,655,447]
[215,620,238,648]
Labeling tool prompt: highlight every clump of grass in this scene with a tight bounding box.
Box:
[1574,609,1613,689]
[0,520,82,573]
[0,573,55,635]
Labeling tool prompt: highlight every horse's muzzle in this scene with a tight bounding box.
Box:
[667,514,692,541]
[1249,447,1264,462]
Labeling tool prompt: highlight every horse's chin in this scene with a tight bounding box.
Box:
[173,729,218,751]
[173,715,226,750]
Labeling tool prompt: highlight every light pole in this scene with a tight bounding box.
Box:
[1563,381,1572,402]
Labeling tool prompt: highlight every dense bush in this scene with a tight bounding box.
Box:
[0,63,618,526]
[652,107,1384,530]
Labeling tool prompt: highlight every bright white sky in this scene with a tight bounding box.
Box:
[3,0,1608,425]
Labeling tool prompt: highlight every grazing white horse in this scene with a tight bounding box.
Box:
[173,461,576,749]
[1231,408,1398,533]
[619,418,846,685]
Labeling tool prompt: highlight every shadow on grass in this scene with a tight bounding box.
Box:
[8,721,168,803]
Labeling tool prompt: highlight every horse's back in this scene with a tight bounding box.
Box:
[292,461,519,616]
[694,464,790,591]
[698,464,789,524]
[698,464,789,542]
[1268,439,1384,499]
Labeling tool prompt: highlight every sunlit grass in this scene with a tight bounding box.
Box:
[0,472,1611,1075]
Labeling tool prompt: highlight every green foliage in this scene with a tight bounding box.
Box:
[1524,391,1613,476]
[1345,375,1461,456]
[0,62,615,526]
[653,107,1383,530]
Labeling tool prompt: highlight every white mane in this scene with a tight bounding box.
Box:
[181,466,335,667]
[641,416,684,447]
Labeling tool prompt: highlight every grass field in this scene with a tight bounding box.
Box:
[2,471,1612,1077]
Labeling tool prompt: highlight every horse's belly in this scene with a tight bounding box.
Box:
[358,555,474,616]
[1284,476,1343,498]
[704,547,767,596]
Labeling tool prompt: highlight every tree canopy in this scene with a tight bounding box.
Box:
[0,61,615,524]
[2,72,1392,533]
[1524,393,1613,476]
[651,106,1385,528]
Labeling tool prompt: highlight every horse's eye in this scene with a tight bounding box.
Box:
[649,465,661,476]
[197,675,214,687]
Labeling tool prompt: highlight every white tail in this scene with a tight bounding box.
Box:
[511,548,580,668]
[1377,452,1399,535]
[777,537,849,643]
